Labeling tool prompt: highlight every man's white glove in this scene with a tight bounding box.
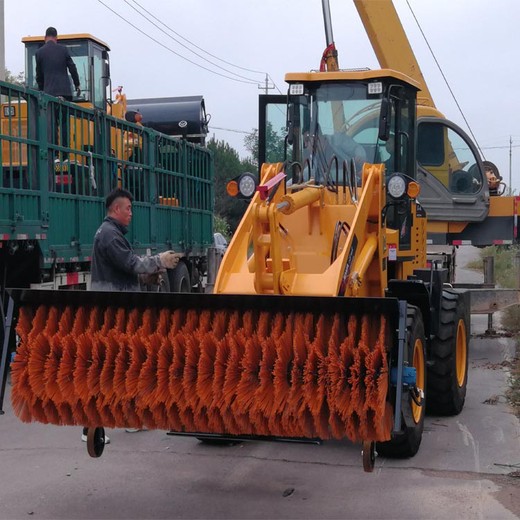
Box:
[159,251,181,269]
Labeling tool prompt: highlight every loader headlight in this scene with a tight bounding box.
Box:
[226,172,258,199]
[238,173,257,198]
[387,174,406,199]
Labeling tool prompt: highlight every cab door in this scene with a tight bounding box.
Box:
[258,95,287,167]
[416,117,489,223]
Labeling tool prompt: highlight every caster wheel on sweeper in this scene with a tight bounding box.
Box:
[87,427,106,458]
[362,441,376,472]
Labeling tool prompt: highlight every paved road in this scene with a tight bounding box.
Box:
[0,246,519,519]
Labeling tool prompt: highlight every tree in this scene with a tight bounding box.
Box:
[208,138,255,232]
[5,69,25,86]
[244,122,286,166]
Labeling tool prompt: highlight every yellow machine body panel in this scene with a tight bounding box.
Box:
[215,159,427,299]
[353,0,434,108]
[21,33,110,50]
[285,69,421,90]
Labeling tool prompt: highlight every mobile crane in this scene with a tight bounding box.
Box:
[354,0,519,252]
[258,0,519,262]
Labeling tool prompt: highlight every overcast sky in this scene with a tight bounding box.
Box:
[5,0,520,190]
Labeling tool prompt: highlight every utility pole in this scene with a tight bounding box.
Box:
[509,135,513,195]
[258,73,274,95]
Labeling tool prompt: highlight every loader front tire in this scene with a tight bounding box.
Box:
[427,290,469,416]
[377,305,426,458]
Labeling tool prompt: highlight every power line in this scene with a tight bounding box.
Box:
[127,0,266,76]
[405,0,484,158]
[122,0,261,84]
[125,0,285,95]
[269,74,284,95]
[210,125,251,135]
[480,144,520,150]
[95,0,260,85]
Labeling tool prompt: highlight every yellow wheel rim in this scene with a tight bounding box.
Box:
[456,319,467,387]
[412,337,425,424]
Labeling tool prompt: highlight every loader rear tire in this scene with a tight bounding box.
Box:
[168,262,191,293]
[427,290,469,416]
[377,305,426,458]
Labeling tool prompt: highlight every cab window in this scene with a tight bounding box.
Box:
[24,40,90,102]
[418,121,483,194]
[91,44,105,109]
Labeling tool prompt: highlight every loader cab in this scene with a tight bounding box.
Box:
[258,71,490,227]
[259,70,419,187]
[23,34,111,110]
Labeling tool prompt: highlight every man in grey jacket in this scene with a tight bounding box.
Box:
[90,188,180,291]
[82,187,180,443]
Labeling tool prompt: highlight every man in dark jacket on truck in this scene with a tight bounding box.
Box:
[90,187,180,291]
[36,27,81,162]
[36,27,81,100]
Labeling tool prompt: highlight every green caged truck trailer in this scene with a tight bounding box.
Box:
[0,33,216,303]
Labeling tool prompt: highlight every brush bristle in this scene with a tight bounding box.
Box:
[11,303,392,442]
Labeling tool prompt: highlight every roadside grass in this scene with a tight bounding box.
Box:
[466,245,520,416]
[466,245,520,289]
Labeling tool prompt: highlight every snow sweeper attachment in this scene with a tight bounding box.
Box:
[4,287,424,471]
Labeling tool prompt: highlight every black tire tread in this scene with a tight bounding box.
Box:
[377,305,426,459]
[426,289,469,416]
[168,262,191,293]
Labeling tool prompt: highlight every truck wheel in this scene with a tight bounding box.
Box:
[139,272,170,292]
[168,262,191,293]
[157,272,170,292]
[377,305,426,458]
[427,290,469,416]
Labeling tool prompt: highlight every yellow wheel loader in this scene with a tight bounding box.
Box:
[1,64,470,471]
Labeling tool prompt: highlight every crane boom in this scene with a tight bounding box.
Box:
[353,0,435,109]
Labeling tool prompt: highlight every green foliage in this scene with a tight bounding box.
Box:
[473,245,520,288]
[208,138,255,232]
[243,122,286,166]
[243,129,259,165]
[213,214,231,240]
[5,69,24,86]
